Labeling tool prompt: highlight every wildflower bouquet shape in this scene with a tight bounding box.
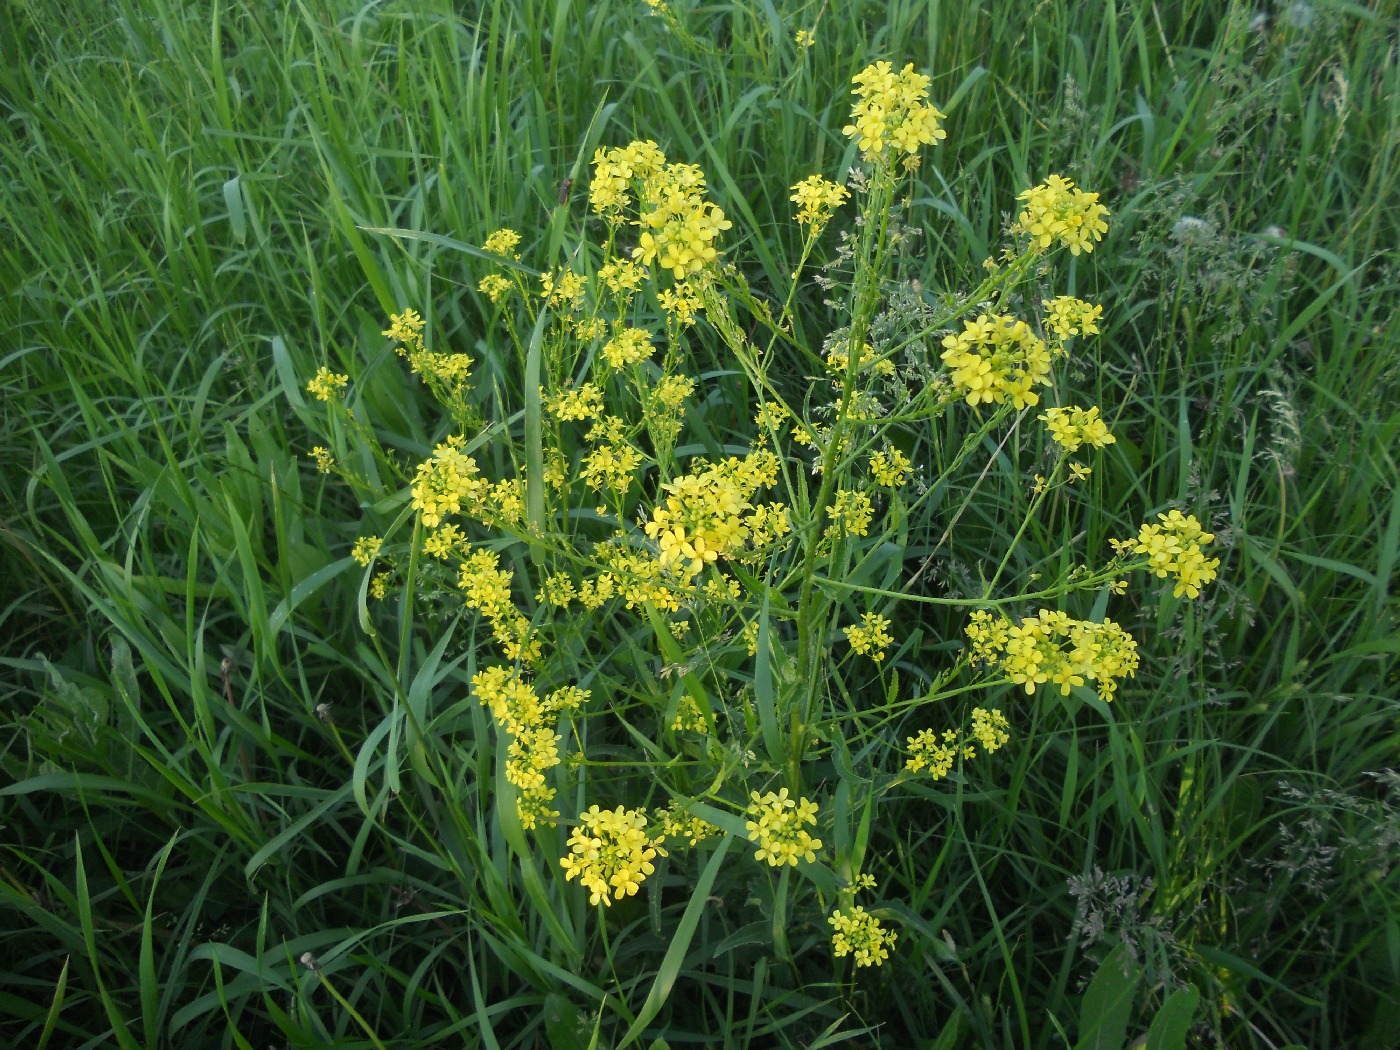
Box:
[298,58,1219,984]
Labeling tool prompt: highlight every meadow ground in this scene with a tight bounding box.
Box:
[2,1,1398,1047]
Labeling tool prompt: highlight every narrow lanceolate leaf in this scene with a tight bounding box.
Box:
[618,836,732,1048]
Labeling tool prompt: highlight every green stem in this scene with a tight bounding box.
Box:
[790,161,898,787]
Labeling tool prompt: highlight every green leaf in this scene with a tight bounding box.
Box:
[1144,984,1200,1050]
[618,836,732,1048]
[1075,944,1140,1050]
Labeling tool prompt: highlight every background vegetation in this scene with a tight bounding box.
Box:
[2,0,1396,1046]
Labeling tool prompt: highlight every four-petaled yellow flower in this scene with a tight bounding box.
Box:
[1129,511,1221,599]
[843,61,947,161]
[829,905,897,967]
[1014,175,1110,255]
[745,788,822,866]
[845,611,894,662]
[306,366,348,401]
[560,805,666,906]
[790,174,849,230]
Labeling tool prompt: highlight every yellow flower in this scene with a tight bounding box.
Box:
[1043,296,1104,343]
[601,326,655,370]
[970,608,1140,701]
[829,905,897,967]
[644,464,753,577]
[1129,511,1220,599]
[825,489,874,539]
[794,28,815,48]
[869,447,913,488]
[381,308,425,344]
[478,273,512,303]
[1041,405,1116,453]
[559,805,666,906]
[969,707,1010,754]
[940,313,1052,410]
[308,446,334,474]
[540,267,587,310]
[652,800,720,847]
[351,535,382,567]
[547,383,603,422]
[906,728,958,778]
[306,366,348,401]
[745,788,822,866]
[1014,175,1110,255]
[424,523,466,560]
[483,228,522,258]
[842,61,947,161]
[845,612,894,662]
[410,440,487,527]
[790,174,849,230]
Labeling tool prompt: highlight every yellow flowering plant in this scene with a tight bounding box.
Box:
[293,57,1221,1011]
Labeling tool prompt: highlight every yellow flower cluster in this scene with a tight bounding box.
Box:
[581,440,642,500]
[966,608,1140,701]
[540,267,587,310]
[598,258,646,298]
[658,284,702,326]
[940,314,1052,410]
[1041,405,1116,453]
[648,374,695,414]
[601,325,655,370]
[789,174,849,230]
[845,611,894,662]
[825,488,875,539]
[306,366,348,402]
[591,141,733,281]
[745,788,822,866]
[589,140,666,218]
[905,727,960,779]
[483,228,521,258]
[869,447,912,488]
[382,307,426,344]
[645,467,750,577]
[559,805,666,906]
[473,666,587,828]
[1123,511,1221,599]
[424,523,467,559]
[1014,174,1110,256]
[478,273,512,303]
[743,502,792,553]
[458,548,541,663]
[670,694,707,732]
[652,800,720,847]
[906,706,1011,779]
[351,535,382,567]
[641,452,781,578]
[309,446,334,474]
[597,546,688,612]
[1043,296,1104,342]
[548,383,603,421]
[829,905,897,967]
[969,706,1012,753]
[381,309,475,387]
[842,61,948,161]
[794,28,815,49]
[410,438,486,528]
[824,340,895,382]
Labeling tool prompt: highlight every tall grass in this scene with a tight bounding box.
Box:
[2,0,1396,1046]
